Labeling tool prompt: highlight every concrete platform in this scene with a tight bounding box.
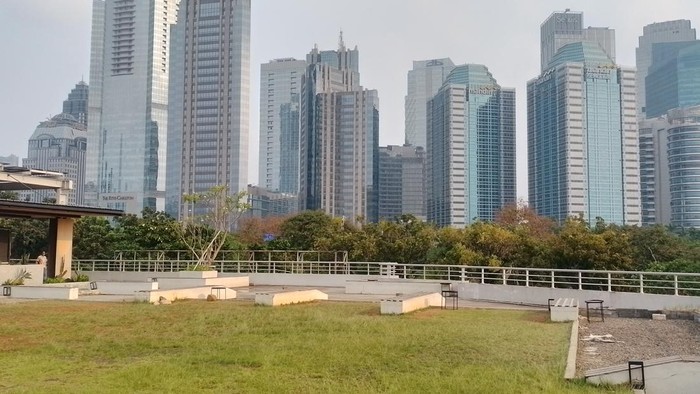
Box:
[3,285,79,300]
[156,276,249,290]
[380,292,442,315]
[134,286,237,303]
[255,289,328,306]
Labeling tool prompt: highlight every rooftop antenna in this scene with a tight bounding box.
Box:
[338,29,345,50]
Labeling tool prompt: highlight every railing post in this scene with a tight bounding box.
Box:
[481,268,485,284]
[423,265,426,280]
[578,272,582,290]
[639,273,644,294]
[525,269,529,287]
[608,273,612,292]
[461,267,466,282]
[551,271,555,288]
[502,270,506,285]
[674,275,679,296]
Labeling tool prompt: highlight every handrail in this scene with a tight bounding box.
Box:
[73,258,700,297]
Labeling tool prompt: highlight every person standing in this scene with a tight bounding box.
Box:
[36,251,47,280]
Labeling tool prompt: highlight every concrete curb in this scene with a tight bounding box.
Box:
[564,318,579,379]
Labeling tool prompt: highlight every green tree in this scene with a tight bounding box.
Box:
[73,216,115,259]
[0,218,48,259]
[279,211,336,250]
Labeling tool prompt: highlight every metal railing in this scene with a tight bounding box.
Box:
[74,257,700,297]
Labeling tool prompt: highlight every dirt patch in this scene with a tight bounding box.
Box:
[519,311,549,323]
[576,316,700,376]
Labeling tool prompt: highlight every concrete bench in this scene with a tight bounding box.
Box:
[380,292,442,315]
[255,289,328,306]
[134,286,237,303]
[550,297,579,322]
[3,285,79,300]
[157,276,249,290]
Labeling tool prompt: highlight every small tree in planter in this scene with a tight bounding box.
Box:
[176,186,250,271]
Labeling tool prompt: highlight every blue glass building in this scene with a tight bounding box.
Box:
[426,64,515,227]
[528,42,641,225]
[646,41,700,118]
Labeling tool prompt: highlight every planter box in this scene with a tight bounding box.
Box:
[176,270,218,279]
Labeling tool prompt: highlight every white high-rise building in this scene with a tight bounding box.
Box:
[166,0,251,220]
[22,114,87,205]
[540,10,615,72]
[87,0,179,214]
[404,58,455,149]
[636,20,696,119]
[258,58,307,194]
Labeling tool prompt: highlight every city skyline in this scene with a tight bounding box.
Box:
[2,0,700,201]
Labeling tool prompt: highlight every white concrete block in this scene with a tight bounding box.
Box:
[176,270,218,279]
[550,298,579,322]
[7,286,79,300]
[135,286,237,303]
[652,313,667,320]
[157,276,249,290]
[380,292,442,315]
[255,289,328,306]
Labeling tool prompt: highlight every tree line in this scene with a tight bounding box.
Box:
[2,201,700,273]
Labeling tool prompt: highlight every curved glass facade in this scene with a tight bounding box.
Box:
[668,107,700,227]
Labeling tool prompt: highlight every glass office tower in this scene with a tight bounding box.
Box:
[166,0,251,220]
[87,0,179,214]
[528,42,641,225]
[636,20,696,119]
[258,58,307,194]
[427,64,516,227]
[405,58,455,149]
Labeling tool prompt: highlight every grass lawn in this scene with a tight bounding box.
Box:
[0,300,626,393]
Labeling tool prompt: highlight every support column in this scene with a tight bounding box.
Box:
[48,218,74,279]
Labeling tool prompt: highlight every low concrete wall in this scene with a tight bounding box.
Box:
[585,355,700,393]
[5,285,78,300]
[96,281,158,295]
[157,276,249,290]
[380,292,442,315]
[255,289,328,306]
[455,282,700,310]
[0,264,44,286]
[240,273,372,287]
[135,286,237,303]
[346,279,444,295]
[81,271,164,282]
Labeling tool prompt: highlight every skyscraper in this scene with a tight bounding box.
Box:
[298,37,379,224]
[87,0,179,214]
[22,114,87,205]
[540,10,615,72]
[638,117,670,225]
[645,41,700,118]
[635,20,696,119]
[427,64,516,228]
[405,58,455,149]
[166,0,251,220]
[528,41,641,225]
[378,145,426,221]
[62,81,89,126]
[259,58,307,194]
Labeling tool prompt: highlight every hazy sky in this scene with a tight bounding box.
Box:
[1,0,699,200]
